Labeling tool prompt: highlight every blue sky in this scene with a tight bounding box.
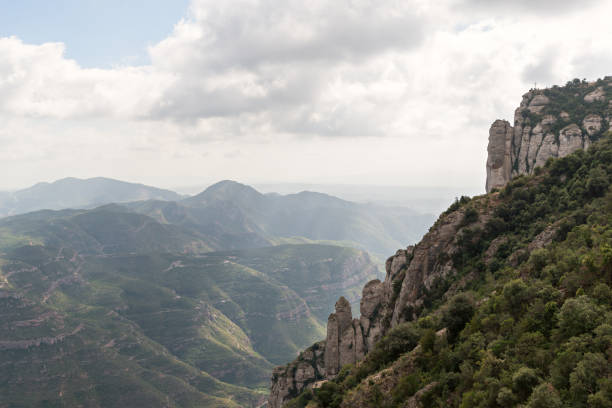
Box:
[0,0,189,67]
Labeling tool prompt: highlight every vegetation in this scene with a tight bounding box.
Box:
[286,132,612,407]
[0,217,379,407]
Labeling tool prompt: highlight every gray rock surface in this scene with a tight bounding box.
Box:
[485,79,611,192]
[486,120,513,193]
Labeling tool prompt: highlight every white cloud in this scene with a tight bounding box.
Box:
[0,0,610,192]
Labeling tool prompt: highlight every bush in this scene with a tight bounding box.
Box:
[358,323,420,378]
[512,367,540,400]
[392,373,421,404]
[592,283,612,305]
[315,382,342,408]
[527,383,562,408]
[586,166,609,197]
[557,296,604,338]
[441,294,475,343]
[496,387,516,407]
[569,353,608,404]
[588,377,612,408]
[502,279,530,316]
[461,207,479,227]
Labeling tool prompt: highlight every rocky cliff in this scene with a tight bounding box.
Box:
[269,87,612,408]
[485,77,612,192]
[268,201,494,407]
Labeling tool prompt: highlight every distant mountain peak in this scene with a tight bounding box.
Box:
[0,177,183,217]
[187,180,264,204]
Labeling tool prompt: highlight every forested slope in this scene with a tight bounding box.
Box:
[279,132,612,408]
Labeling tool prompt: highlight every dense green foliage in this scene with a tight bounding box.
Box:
[286,132,612,408]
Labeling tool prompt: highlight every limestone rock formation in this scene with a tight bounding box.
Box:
[270,77,612,407]
[485,78,611,192]
[267,204,494,407]
[486,119,513,193]
[268,341,326,408]
[267,250,408,407]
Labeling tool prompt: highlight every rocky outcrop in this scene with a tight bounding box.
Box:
[486,120,513,193]
[268,250,410,407]
[485,78,611,192]
[269,341,326,408]
[268,203,492,407]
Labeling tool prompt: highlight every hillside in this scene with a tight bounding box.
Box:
[132,181,434,259]
[486,76,611,192]
[0,177,183,217]
[0,207,380,407]
[272,132,612,408]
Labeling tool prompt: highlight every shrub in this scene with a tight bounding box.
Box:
[527,383,562,408]
[496,387,516,407]
[557,296,604,338]
[512,367,540,400]
[461,207,479,227]
[392,373,421,404]
[502,279,530,316]
[441,294,475,343]
[569,353,608,404]
[314,381,342,408]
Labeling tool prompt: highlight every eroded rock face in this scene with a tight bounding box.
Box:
[390,205,491,326]
[485,80,611,192]
[558,124,588,156]
[486,120,513,192]
[585,87,606,103]
[268,205,491,406]
[268,341,326,408]
[268,251,410,407]
[584,114,603,136]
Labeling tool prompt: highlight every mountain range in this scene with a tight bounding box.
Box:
[0,176,436,407]
[0,203,380,406]
[0,177,184,217]
[1,178,435,260]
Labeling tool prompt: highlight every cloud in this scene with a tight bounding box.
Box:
[0,0,611,191]
[521,48,559,86]
[146,0,428,130]
[0,37,174,119]
[457,0,599,15]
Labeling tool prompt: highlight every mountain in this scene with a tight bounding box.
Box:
[130,180,435,259]
[486,76,611,192]
[0,177,434,259]
[0,177,183,217]
[271,133,612,405]
[0,204,380,407]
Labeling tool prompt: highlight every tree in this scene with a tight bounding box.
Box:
[557,296,603,338]
[569,353,608,404]
[512,367,540,400]
[441,294,474,342]
[502,279,530,316]
[527,383,562,408]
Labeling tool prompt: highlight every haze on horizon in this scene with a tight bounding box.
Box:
[1,0,611,192]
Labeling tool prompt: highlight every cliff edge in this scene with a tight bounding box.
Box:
[486,77,612,192]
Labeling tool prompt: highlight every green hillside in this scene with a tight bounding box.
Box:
[0,205,380,406]
[284,133,612,407]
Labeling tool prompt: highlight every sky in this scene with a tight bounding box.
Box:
[0,0,611,192]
